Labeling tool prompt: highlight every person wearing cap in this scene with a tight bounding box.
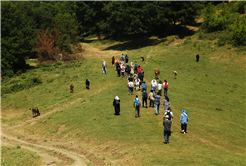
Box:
[133,95,141,118]
[113,96,120,115]
[163,115,171,144]
[180,110,188,134]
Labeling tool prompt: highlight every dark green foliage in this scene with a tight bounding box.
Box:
[202,3,229,32]
[236,2,246,14]
[232,16,246,46]
[1,2,35,77]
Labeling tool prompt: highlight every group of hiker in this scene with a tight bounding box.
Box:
[111,53,188,144]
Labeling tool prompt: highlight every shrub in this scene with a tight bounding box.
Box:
[47,78,55,83]
[232,16,246,46]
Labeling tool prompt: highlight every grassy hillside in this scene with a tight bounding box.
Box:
[1,33,245,165]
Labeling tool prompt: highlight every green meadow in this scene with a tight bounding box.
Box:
[1,34,245,165]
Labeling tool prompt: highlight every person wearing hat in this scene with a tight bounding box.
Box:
[163,114,171,144]
[180,110,188,134]
[133,95,141,118]
[113,96,120,115]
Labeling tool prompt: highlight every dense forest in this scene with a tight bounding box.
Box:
[1,1,246,78]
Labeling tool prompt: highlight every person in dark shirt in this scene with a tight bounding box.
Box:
[196,54,200,62]
[163,115,171,144]
[86,79,90,90]
[113,96,120,115]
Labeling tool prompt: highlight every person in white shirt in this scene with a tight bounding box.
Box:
[158,80,163,96]
[151,78,157,95]
[128,81,134,95]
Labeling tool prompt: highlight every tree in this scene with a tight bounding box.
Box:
[35,29,61,62]
[54,13,79,52]
[1,2,34,77]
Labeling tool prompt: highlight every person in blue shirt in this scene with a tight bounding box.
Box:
[133,95,141,118]
[141,81,147,92]
[121,54,125,61]
[180,110,188,134]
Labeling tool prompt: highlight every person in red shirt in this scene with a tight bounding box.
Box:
[137,65,142,73]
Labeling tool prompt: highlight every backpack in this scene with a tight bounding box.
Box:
[125,56,128,60]
[166,111,171,120]
[164,83,168,89]
[143,92,147,99]
[135,98,141,107]
[122,67,124,71]
[115,100,119,105]
[135,63,138,68]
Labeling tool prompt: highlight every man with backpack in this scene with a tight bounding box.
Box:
[121,54,125,61]
[133,95,141,118]
[142,89,148,108]
[163,115,171,144]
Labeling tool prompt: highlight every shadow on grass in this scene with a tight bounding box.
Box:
[102,24,198,51]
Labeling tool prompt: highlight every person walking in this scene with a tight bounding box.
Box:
[130,62,134,75]
[158,80,163,96]
[121,54,125,61]
[154,92,161,115]
[163,80,168,96]
[137,65,142,73]
[142,89,148,108]
[102,61,107,74]
[112,56,115,67]
[196,54,200,62]
[149,90,155,108]
[85,79,90,90]
[128,80,134,95]
[133,95,141,118]
[151,78,157,95]
[134,61,138,73]
[164,107,174,130]
[163,95,170,112]
[125,54,129,64]
[141,81,147,92]
[121,65,125,78]
[113,96,120,115]
[180,110,188,134]
[163,115,171,144]
[116,63,121,77]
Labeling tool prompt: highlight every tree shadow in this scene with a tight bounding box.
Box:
[102,24,199,51]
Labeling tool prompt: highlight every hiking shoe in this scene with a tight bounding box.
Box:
[182,130,184,133]
[184,132,186,134]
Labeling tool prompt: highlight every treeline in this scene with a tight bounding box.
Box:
[1,1,245,78]
[200,1,246,46]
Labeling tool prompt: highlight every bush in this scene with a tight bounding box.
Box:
[47,78,55,83]
[232,16,246,46]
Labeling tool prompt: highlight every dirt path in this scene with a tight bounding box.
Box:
[1,141,60,166]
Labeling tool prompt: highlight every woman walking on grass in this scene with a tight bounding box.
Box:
[180,110,188,134]
[163,79,168,96]
[113,96,120,115]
